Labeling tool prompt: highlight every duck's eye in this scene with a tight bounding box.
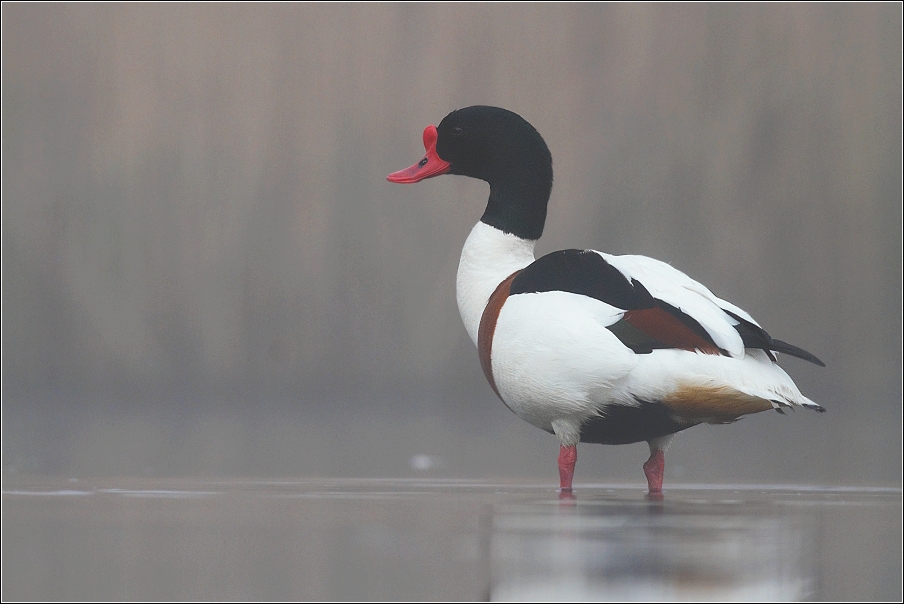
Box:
[452,126,463,135]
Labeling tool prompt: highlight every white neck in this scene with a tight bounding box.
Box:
[456,221,537,345]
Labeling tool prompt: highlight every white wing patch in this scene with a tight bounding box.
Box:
[596,252,751,357]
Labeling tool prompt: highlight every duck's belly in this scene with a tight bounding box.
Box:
[487,291,640,435]
[576,402,696,444]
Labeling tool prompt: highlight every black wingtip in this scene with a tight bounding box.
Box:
[724,310,826,367]
[773,399,826,414]
[771,338,826,367]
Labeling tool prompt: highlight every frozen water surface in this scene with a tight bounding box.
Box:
[2,478,900,601]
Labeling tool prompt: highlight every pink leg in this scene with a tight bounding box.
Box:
[643,449,665,498]
[558,445,577,493]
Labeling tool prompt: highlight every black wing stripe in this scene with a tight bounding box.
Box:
[510,249,655,309]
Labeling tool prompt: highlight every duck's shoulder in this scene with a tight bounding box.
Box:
[510,249,708,313]
[510,248,655,309]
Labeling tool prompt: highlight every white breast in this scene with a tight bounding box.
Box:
[456,222,536,345]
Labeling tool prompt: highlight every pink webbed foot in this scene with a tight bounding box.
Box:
[643,449,665,499]
[558,445,577,495]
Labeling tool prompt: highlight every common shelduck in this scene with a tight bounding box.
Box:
[387,106,824,497]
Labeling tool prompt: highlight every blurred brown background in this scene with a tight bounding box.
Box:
[2,4,901,485]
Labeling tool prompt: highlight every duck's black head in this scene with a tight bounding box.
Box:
[388,106,554,240]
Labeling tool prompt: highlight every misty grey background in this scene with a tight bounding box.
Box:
[3,4,901,485]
